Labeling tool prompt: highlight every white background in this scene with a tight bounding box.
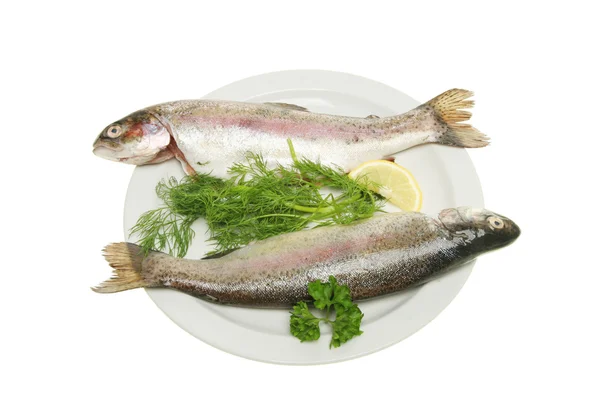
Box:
[1,1,598,399]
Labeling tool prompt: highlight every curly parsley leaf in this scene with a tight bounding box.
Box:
[290,276,364,348]
[308,278,334,310]
[290,302,321,342]
[331,278,354,311]
[331,304,364,348]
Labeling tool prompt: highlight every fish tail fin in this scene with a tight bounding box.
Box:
[426,89,490,148]
[92,243,148,293]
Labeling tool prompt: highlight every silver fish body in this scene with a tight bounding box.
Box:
[94,207,519,306]
[93,89,489,177]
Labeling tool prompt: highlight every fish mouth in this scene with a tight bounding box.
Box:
[510,223,521,240]
[93,137,123,151]
[93,140,125,161]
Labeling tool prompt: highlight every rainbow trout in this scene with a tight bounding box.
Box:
[93,207,519,306]
[92,89,489,177]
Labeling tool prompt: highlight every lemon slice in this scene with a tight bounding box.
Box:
[348,160,422,211]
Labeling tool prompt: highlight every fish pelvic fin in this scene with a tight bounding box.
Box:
[92,243,148,293]
[426,89,490,148]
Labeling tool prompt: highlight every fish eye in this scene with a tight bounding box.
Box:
[487,216,504,229]
[106,125,122,139]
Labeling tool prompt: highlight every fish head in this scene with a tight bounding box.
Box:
[93,110,171,165]
[438,207,520,250]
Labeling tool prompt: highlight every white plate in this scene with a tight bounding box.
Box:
[123,70,484,365]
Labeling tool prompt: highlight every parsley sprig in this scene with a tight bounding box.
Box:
[290,276,364,348]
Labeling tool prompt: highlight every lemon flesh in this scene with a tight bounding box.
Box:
[348,160,422,212]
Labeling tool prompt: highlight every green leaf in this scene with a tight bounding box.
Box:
[131,140,384,258]
[292,275,365,348]
[289,302,321,342]
[330,276,354,311]
[307,279,333,310]
[330,304,364,348]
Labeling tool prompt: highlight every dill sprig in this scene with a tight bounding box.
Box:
[130,140,385,257]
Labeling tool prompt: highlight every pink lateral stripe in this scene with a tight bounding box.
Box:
[188,115,386,139]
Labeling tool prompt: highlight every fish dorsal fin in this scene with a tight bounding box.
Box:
[264,102,309,112]
[366,114,380,119]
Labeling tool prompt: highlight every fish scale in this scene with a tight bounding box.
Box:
[93,208,520,307]
[93,89,489,177]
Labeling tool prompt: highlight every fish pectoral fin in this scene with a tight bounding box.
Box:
[366,114,380,119]
[264,102,309,112]
[167,141,197,175]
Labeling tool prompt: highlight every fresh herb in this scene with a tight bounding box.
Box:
[290,276,364,348]
[130,140,384,257]
[289,302,321,342]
